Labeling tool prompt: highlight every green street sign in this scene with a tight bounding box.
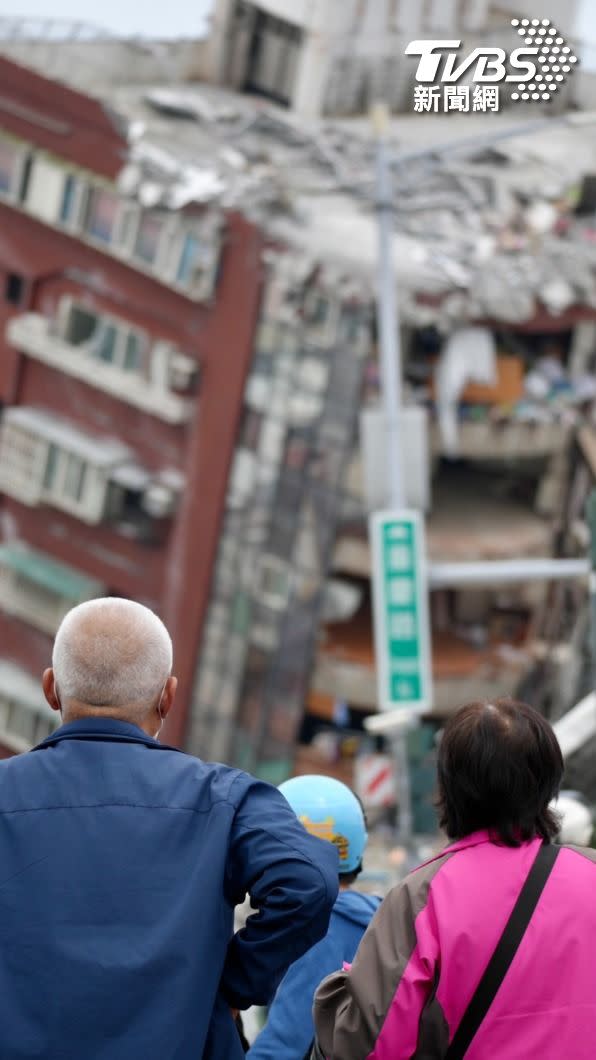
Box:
[370,509,432,712]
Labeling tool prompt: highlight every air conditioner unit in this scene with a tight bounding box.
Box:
[142,483,177,519]
[168,352,199,393]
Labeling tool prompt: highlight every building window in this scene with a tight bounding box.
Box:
[257,555,291,610]
[0,421,44,505]
[19,156,32,201]
[242,7,302,106]
[176,232,201,285]
[61,303,95,345]
[302,289,341,348]
[339,309,371,355]
[231,591,251,636]
[5,273,24,305]
[0,139,217,300]
[60,174,76,222]
[43,443,59,490]
[228,449,258,510]
[124,332,142,373]
[241,409,263,451]
[160,219,221,299]
[7,310,194,424]
[284,432,310,471]
[63,453,87,502]
[94,322,118,363]
[0,407,133,524]
[0,542,103,636]
[23,156,85,228]
[58,173,88,231]
[171,224,220,297]
[296,355,329,395]
[134,213,164,265]
[40,446,94,514]
[60,301,149,378]
[105,485,154,542]
[85,188,121,244]
[0,140,17,193]
[0,138,29,200]
[117,204,140,254]
[258,419,286,466]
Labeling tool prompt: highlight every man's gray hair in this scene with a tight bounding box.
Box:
[53,597,173,709]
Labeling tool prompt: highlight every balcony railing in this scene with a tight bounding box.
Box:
[7,314,194,425]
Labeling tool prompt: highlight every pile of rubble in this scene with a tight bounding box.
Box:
[102,82,596,327]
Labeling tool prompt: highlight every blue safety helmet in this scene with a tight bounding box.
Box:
[279,774,368,875]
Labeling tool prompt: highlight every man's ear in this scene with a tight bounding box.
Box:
[160,675,177,720]
[42,669,61,713]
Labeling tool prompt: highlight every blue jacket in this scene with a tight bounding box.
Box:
[248,889,381,1060]
[0,717,338,1059]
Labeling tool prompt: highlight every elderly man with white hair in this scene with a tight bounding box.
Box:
[0,598,338,1060]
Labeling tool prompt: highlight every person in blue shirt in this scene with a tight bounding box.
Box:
[0,597,338,1060]
[248,775,381,1060]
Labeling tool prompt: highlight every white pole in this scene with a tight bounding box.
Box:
[371,101,413,852]
[372,101,405,509]
[428,557,590,588]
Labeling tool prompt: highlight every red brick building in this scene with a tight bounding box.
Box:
[0,55,265,753]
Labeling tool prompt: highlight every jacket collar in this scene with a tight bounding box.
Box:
[33,716,165,751]
[441,829,496,855]
[418,829,537,872]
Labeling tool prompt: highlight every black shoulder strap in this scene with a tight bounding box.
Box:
[445,842,560,1060]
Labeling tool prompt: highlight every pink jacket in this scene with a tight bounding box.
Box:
[314,831,596,1058]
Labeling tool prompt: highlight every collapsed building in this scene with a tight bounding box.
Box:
[0,31,594,805]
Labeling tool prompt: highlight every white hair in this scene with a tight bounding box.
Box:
[53,597,172,712]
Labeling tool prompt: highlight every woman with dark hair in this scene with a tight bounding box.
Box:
[313,698,596,1059]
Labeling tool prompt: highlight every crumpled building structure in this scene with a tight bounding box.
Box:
[38,70,596,328]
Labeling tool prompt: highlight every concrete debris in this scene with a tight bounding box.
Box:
[119,139,226,209]
[145,88,217,124]
[63,71,596,323]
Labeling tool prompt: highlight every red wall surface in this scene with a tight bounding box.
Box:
[0,56,127,178]
[0,199,264,747]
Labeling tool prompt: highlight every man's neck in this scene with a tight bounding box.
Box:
[61,703,151,735]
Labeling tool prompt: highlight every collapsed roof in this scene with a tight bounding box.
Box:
[112,83,596,327]
[3,28,596,328]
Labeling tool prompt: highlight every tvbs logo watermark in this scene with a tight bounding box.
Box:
[406,18,578,114]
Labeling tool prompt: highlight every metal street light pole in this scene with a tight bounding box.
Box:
[371,101,414,852]
[372,101,404,508]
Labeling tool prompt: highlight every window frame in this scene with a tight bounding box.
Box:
[39,444,95,517]
[0,549,99,638]
[57,172,89,232]
[133,210,168,267]
[83,186,140,251]
[59,297,150,378]
[163,219,221,299]
[302,288,341,348]
[0,417,108,522]
[256,555,292,611]
[0,135,31,204]
[0,421,47,505]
